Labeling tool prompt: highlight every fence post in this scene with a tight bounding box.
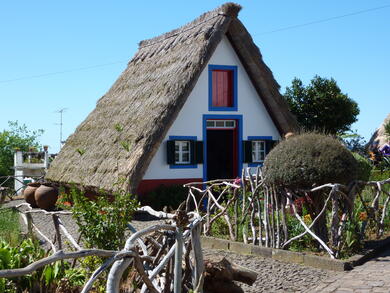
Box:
[26,213,34,239]
[174,226,183,293]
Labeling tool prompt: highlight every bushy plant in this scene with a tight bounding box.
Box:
[264,133,359,243]
[263,133,358,189]
[59,188,139,250]
[352,152,372,181]
[0,238,50,292]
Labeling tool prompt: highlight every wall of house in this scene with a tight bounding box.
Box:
[139,35,280,194]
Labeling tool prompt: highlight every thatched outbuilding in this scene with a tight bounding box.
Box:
[46,3,298,195]
[367,113,390,149]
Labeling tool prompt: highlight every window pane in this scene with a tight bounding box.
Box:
[260,152,265,161]
[182,152,190,163]
[225,120,235,127]
[182,141,189,151]
[260,142,265,151]
[252,141,258,151]
[216,121,224,127]
[175,152,180,162]
[212,70,233,107]
[252,150,257,162]
[206,121,215,127]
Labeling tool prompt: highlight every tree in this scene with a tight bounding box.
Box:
[340,130,367,156]
[284,76,360,134]
[0,121,43,179]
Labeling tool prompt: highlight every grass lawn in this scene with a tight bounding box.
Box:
[0,207,21,245]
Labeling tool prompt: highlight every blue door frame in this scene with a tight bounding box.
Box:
[202,114,243,182]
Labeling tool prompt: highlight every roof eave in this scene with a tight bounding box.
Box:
[226,19,299,135]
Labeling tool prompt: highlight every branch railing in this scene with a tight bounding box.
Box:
[185,168,390,259]
[0,169,389,291]
[0,200,205,293]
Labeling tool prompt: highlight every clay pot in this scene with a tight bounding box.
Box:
[35,183,58,210]
[23,182,40,208]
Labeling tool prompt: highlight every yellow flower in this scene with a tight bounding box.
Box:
[303,214,312,224]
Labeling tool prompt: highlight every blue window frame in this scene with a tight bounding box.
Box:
[168,136,198,169]
[202,115,243,182]
[208,65,238,111]
[247,136,272,167]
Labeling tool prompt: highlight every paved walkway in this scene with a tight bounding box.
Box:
[308,247,390,293]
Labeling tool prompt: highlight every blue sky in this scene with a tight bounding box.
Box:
[1,1,389,153]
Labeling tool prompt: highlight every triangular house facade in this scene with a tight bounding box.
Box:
[46,3,298,195]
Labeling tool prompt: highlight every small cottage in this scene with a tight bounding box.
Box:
[46,3,298,196]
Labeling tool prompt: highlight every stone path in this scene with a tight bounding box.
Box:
[203,249,339,293]
[307,248,390,293]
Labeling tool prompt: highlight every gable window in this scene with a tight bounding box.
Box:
[167,136,203,168]
[243,136,277,167]
[209,65,238,111]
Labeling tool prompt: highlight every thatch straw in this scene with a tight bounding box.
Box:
[367,113,390,148]
[46,2,298,194]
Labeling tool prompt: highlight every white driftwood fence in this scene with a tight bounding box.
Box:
[185,168,390,259]
[0,169,389,291]
[0,203,204,293]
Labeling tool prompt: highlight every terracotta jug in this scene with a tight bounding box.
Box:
[24,182,40,208]
[35,183,58,210]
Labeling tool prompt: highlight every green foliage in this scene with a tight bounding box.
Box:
[370,169,390,181]
[141,184,188,211]
[283,76,359,134]
[286,213,317,252]
[60,188,139,250]
[352,152,372,181]
[209,215,230,239]
[340,205,365,258]
[0,208,21,245]
[377,156,390,172]
[114,123,124,132]
[0,238,46,292]
[120,141,132,152]
[263,133,358,189]
[340,130,367,156]
[76,148,86,156]
[0,237,88,293]
[0,121,43,184]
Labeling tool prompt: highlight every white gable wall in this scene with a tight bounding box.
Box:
[143,35,280,180]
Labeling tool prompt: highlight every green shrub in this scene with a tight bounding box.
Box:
[0,238,47,292]
[59,188,139,250]
[352,152,372,181]
[370,169,390,181]
[0,208,20,245]
[141,184,188,211]
[263,132,358,189]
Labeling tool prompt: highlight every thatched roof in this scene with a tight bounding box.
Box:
[367,113,390,148]
[46,2,298,193]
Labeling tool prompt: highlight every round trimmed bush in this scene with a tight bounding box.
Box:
[352,152,372,182]
[263,133,358,189]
